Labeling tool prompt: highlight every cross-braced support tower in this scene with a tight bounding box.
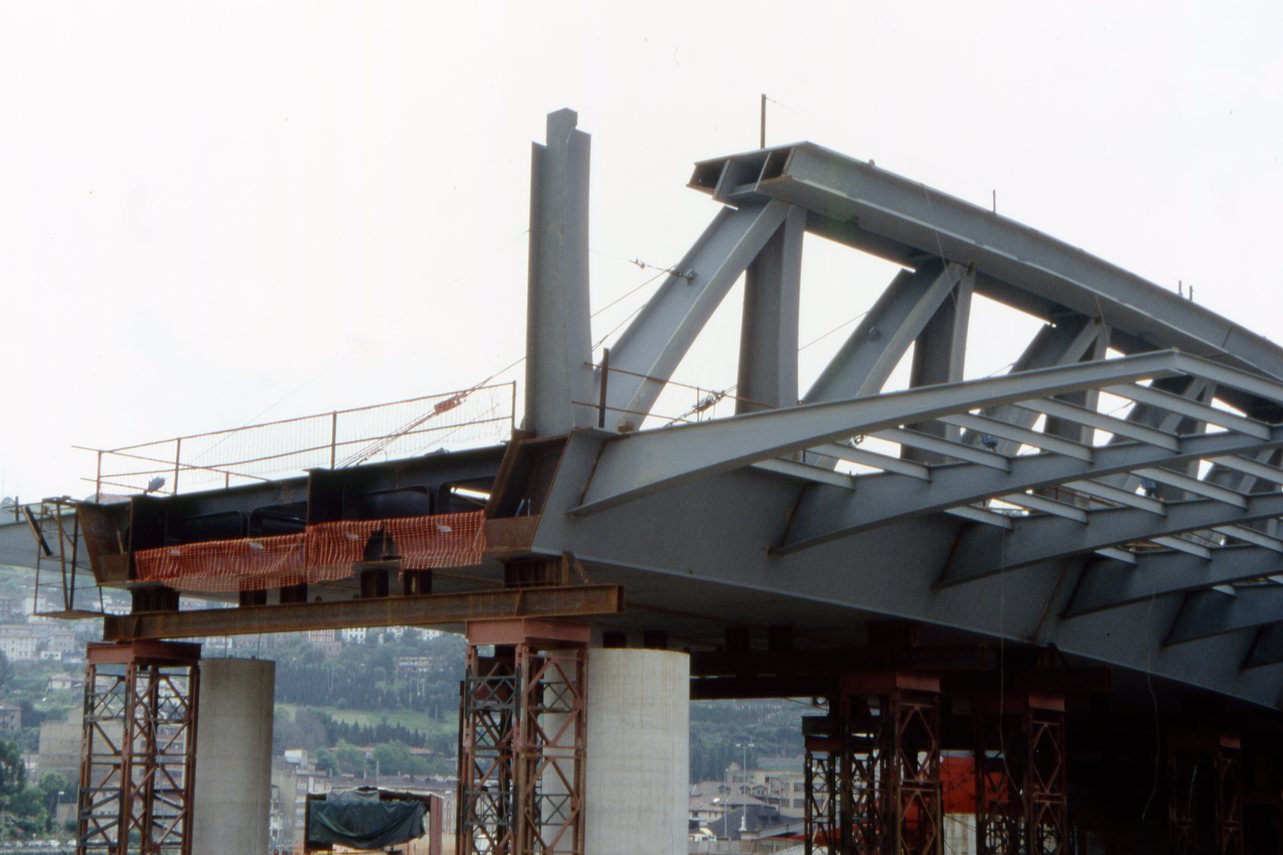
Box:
[804,716,840,854]
[974,693,1068,855]
[458,620,587,855]
[834,673,942,855]
[77,641,201,855]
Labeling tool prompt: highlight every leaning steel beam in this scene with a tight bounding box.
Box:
[1064,546,1283,617]
[599,199,790,431]
[802,261,961,404]
[778,426,1283,553]
[100,585,625,641]
[1165,585,1283,645]
[691,143,1283,383]
[939,491,1283,587]
[575,350,1193,515]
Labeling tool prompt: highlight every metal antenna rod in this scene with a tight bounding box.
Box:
[760,93,766,149]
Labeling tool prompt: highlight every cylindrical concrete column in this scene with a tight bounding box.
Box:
[584,648,689,855]
[191,657,275,855]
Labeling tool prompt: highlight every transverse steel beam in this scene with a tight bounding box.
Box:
[101,585,625,641]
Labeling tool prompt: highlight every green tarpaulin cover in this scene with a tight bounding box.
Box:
[307,788,426,850]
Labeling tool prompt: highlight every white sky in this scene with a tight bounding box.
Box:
[2,2,1282,499]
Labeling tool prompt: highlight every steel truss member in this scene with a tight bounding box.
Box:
[458,620,587,855]
[77,641,201,855]
[835,673,942,855]
[973,693,1068,855]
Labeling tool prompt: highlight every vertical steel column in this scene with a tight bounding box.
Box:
[76,641,200,855]
[838,673,942,855]
[458,620,589,855]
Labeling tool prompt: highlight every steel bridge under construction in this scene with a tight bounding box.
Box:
[5,108,1283,854]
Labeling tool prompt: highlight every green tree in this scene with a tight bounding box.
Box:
[0,738,24,806]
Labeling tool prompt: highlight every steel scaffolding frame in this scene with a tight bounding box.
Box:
[458,620,587,855]
[974,695,1068,855]
[804,724,839,855]
[1168,733,1243,855]
[836,674,942,855]
[77,642,200,855]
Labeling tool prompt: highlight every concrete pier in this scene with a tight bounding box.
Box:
[191,657,275,855]
[584,648,690,855]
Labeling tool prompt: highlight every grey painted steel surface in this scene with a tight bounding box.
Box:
[513,124,1283,710]
[524,109,596,435]
[599,200,789,431]
[191,658,275,855]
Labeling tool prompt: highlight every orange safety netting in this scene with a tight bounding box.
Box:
[134,510,488,593]
[385,510,487,570]
[305,519,382,572]
[135,533,307,593]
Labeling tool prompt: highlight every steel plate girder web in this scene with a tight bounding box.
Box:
[1166,585,1283,645]
[598,199,791,431]
[938,490,1283,587]
[577,350,1231,516]
[802,260,962,404]
[1064,546,1283,617]
[710,142,1283,383]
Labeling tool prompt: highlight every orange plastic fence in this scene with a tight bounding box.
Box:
[135,510,487,593]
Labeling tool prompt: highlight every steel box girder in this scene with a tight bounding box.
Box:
[531,431,1283,708]
[692,142,1283,383]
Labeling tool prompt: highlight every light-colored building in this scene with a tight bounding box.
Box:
[37,718,82,780]
[0,626,39,662]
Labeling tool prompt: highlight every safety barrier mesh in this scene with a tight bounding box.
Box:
[386,511,487,570]
[134,510,488,593]
[88,383,514,497]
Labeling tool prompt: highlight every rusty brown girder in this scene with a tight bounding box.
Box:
[102,585,623,641]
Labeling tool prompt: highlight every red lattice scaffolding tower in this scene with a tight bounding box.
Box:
[973,693,1069,855]
[458,619,587,855]
[77,641,201,855]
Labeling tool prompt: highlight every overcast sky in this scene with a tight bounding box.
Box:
[2,2,1281,499]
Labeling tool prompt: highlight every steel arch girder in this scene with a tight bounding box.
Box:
[694,142,1283,383]
[779,427,1283,554]
[575,350,1197,515]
